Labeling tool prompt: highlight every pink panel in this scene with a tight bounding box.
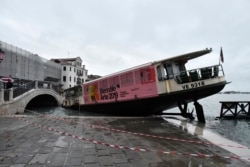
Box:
[83,66,158,104]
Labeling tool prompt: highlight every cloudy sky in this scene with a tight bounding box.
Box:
[0,0,250,91]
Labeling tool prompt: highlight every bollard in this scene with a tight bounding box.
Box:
[50,83,52,89]
[9,88,13,101]
[35,80,38,89]
[0,89,3,104]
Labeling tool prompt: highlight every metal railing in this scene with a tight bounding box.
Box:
[4,89,10,101]
[52,84,62,94]
[13,81,35,98]
[175,64,224,84]
[1,80,62,102]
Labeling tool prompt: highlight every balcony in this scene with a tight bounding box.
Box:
[76,71,83,76]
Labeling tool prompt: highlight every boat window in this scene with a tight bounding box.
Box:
[175,61,186,73]
[109,76,120,88]
[135,68,155,83]
[141,68,155,83]
[157,64,173,81]
[157,66,163,81]
[165,64,174,79]
[121,72,134,86]
[99,79,108,88]
[135,70,141,84]
[175,63,181,74]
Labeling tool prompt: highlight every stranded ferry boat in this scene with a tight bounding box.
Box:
[63,48,227,122]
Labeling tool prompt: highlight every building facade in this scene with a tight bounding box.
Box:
[0,40,89,90]
[0,40,61,87]
[51,57,88,90]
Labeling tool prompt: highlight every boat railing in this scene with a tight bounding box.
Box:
[175,64,224,84]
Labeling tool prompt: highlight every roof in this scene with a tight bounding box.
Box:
[51,57,82,65]
[153,48,212,64]
[84,48,213,84]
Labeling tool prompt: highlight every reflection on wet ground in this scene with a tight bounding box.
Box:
[6,105,248,166]
[163,116,250,162]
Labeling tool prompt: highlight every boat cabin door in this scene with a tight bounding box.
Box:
[156,63,174,93]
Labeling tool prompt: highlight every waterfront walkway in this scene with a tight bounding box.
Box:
[0,112,249,166]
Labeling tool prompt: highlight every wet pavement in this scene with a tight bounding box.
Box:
[0,112,250,167]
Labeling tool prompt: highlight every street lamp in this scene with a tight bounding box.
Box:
[0,48,4,63]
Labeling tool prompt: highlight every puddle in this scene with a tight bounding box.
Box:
[54,136,68,148]
[163,116,250,162]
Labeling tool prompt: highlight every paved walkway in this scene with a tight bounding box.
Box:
[0,113,249,167]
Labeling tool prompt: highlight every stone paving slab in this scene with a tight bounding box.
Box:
[0,114,250,167]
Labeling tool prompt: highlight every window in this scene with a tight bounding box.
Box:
[121,72,133,86]
[99,79,108,88]
[63,76,66,82]
[77,69,82,76]
[157,63,173,80]
[134,67,156,83]
[157,66,163,81]
[77,61,81,67]
[63,66,66,71]
[109,76,120,88]
[175,63,181,74]
[165,64,174,79]
[70,76,71,82]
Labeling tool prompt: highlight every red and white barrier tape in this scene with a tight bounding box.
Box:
[2,110,250,160]
[7,114,248,160]
[24,109,250,151]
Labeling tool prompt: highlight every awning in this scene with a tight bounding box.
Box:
[0,77,14,83]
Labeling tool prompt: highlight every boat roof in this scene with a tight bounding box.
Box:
[153,48,212,64]
[85,48,212,83]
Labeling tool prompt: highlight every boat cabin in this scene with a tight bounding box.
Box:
[154,48,224,94]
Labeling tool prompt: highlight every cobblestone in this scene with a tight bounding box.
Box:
[0,115,249,166]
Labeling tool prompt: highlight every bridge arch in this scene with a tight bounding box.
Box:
[0,88,63,114]
[22,89,62,110]
[26,94,59,109]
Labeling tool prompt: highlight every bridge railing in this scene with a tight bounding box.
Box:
[52,84,62,94]
[4,89,10,101]
[0,80,62,103]
[13,81,35,98]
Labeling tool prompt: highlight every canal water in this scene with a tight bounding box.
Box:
[28,94,250,147]
[199,94,250,147]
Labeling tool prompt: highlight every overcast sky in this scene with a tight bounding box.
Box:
[0,0,250,91]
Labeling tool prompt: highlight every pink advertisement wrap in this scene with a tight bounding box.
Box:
[83,66,158,104]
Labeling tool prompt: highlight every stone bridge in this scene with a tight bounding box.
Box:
[0,81,63,114]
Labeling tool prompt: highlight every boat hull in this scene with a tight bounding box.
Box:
[71,81,226,116]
